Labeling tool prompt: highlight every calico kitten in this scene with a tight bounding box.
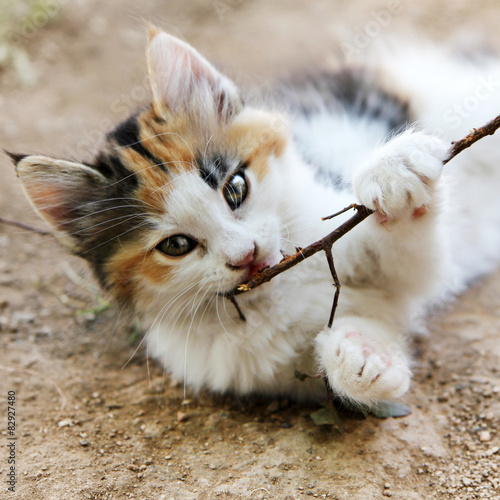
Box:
[12,27,500,406]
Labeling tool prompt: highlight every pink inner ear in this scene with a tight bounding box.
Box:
[184,48,215,84]
[28,184,74,225]
[147,32,227,117]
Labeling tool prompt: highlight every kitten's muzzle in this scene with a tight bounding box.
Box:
[225,245,257,271]
[225,244,269,280]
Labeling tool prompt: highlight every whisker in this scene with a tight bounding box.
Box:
[66,213,153,237]
[215,285,239,343]
[104,158,197,189]
[183,280,214,398]
[125,278,205,370]
[202,135,213,162]
[51,201,157,228]
[147,277,207,346]
[114,130,200,170]
[150,168,197,194]
[78,221,152,256]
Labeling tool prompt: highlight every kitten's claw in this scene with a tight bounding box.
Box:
[315,319,411,405]
[353,130,447,224]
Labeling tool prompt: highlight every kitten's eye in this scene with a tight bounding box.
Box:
[156,235,197,257]
[223,171,248,210]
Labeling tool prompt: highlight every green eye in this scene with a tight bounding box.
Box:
[157,235,197,257]
[223,171,248,210]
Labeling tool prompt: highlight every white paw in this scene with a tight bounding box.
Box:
[315,318,411,405]
[353,130,447,224]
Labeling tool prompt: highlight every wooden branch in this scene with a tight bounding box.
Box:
[0,217,50,236]
[231,204,373,297]
[4,115,500,325]
[230,114,500,305]
[443,114,500,164]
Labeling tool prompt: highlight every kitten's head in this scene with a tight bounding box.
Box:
[12,27,290,311]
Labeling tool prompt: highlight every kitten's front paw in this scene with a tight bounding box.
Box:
[353,131,447,224]
[315,318,411,405]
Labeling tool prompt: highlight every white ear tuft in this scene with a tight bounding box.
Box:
[146,29,241,123]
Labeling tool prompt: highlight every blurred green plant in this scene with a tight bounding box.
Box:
[0,0,63,85]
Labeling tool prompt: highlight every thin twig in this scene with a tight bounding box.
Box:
[231,204,373,296]
[227,293,247,322]
[323,242,341,329]
[0,217,50,236]
[443,114,500,164]
[228,114,500,324]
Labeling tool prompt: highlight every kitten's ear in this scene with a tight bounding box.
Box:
[12,154,107,250]
[146,26,242,122]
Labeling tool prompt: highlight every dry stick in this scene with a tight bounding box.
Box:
[443,114,500,164]
[3,116,500,319]
[229,114,500,324]
[0,217,50,236]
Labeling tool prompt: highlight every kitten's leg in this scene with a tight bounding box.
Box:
[316,130,448,404]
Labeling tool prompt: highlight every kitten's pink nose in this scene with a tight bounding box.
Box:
[227,247,256,270]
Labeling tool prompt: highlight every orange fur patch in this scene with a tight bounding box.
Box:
[227,114,287,182]
[107,242,172,303]
[111,108,204,215]
[137,109,198,174]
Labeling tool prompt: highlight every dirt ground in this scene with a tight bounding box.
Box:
[1,1,500,499]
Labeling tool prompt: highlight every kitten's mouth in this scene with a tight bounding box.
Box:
[224,259,273,297]
[246,260,271,281]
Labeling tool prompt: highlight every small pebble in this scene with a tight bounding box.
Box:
[177,411,188,423]
[478,431,492,442]
[12,311,35,324]
[57,419,73,428]
[485,446,499,456]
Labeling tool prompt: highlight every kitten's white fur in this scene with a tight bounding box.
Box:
[141,36,500,405]
[139,35,500,405]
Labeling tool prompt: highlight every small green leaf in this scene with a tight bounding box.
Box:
[310,407,344,432]
[127,325,143,345]
[76,300,111,317]
[370,401,411,419]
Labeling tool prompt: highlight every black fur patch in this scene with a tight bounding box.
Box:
[109,114,166,171]
[67,152,148,289]
[285,68,412,133]
[326,69,411,132]
[91,152,138,187]
[198,155,233,189]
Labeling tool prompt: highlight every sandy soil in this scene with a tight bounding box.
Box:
[1,1,500,499]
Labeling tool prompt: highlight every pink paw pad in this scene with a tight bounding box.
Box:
[412,205,428,219]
